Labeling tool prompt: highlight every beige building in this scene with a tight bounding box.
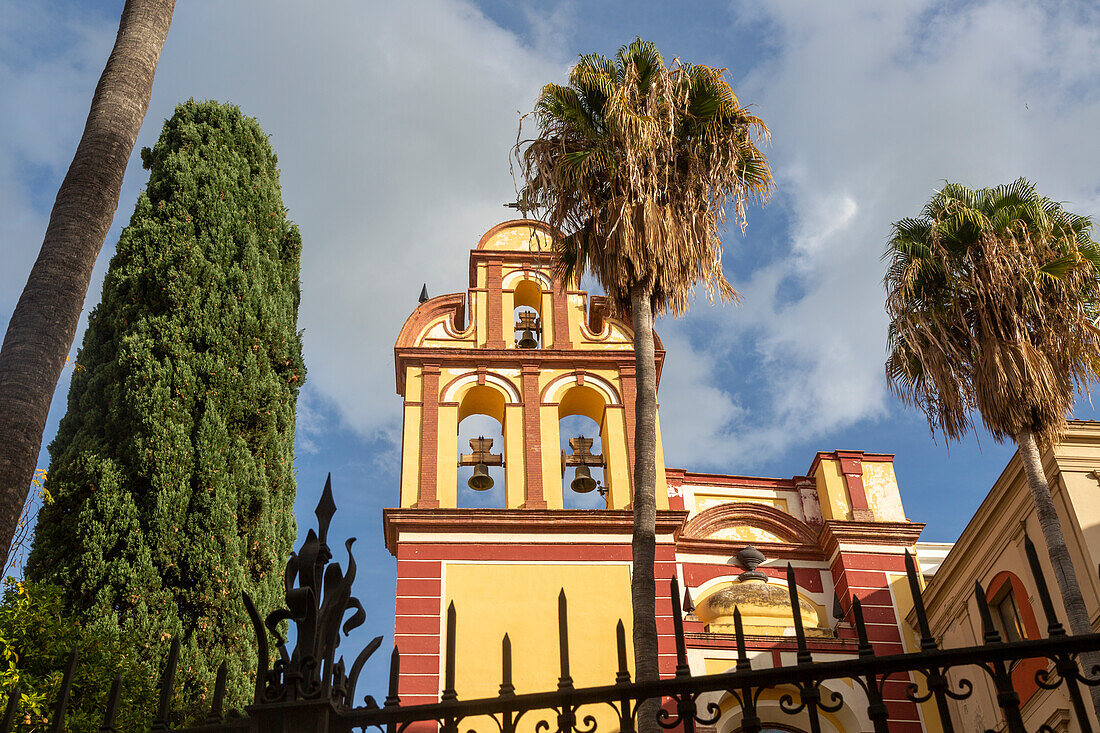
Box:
[918,420,1100,733]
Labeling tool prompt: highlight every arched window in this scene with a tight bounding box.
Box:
[512,279,542,349]
[456,386,506,508]
[557,385,608,510]
[984,570,1045,706]
[559,413,606,509]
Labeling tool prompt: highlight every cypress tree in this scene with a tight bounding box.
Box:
[26,100,305,717]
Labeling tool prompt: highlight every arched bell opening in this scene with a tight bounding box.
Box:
[456,386,507,509]
[512,279,543,349]
[559,414,606,509]
[556,386,609,510]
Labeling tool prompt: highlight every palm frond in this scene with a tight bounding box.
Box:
[883,177,1100,448]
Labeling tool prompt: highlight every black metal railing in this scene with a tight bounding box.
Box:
[8,477,1100,733]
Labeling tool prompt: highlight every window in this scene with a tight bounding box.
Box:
[990,584,1025,643]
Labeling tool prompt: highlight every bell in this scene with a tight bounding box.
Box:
[517,329,538,349]
[570,465,598,493]
[468,462,494,491]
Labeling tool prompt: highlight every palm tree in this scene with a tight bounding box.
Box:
[0,0,175,568]
[884,178,1100,712]
[516,39,772,723]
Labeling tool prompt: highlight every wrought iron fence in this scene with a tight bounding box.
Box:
[7,478,1100,733]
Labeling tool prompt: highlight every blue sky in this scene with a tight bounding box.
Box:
[3,0,1100,703]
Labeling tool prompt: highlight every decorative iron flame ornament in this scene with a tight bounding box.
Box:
[243,474,383,708]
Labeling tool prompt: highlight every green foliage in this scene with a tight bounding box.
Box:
[884,178,1100,447]
[517,38,772,316]
[26,99,305,722]
[0,580,156,732]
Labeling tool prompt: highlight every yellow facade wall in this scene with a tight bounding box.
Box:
[654,412,669,510]
[540,405,564,509]
[603,407,630,509]
[864,462,906,521]
[400,404,421,507]
[474,287,487,347]
[436,404,459,508]
[566,293,586,345]
[504,405,525,508]
[444,562,634,699]
[814,458,852,521]
[540,290,554,348]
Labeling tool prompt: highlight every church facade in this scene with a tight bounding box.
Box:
[380,220,1004,732]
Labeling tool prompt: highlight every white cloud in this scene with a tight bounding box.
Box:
[5,0,1100,477]
[145,0,565,441]
[1,1,565,445]
[656,0,1100,470]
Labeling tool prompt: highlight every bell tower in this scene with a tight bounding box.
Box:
[385,220,685,707]
[392,219,671,511]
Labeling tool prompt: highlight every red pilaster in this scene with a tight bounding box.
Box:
[486,260,506,349]
[821,521,925,731]
[836,450,873,521]
[552,285,572,349]
[619,364,637,498]
[417,364,441,508]
[521,363,546,508]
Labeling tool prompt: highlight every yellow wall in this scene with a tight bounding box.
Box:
[444,561,633,733]
[503,405,526,508]
[814,458,851,521]
[865,462,906,521]
[399,221,674,511]
[400,403,421,507]
[436,404,459,507]
[654,412,669,510]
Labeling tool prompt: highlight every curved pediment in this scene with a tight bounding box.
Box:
[681,502,820,546]
[395,293,469,349]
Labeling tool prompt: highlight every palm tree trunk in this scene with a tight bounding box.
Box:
[630,285,659,733]
[0,0,175,568]
[1016,429,1100,717]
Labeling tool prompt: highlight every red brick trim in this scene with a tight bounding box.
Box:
[417,364,441,508]
[382,508,689,555]
[836,450,873,521]
[486,260,506,349]
[619,364,637,496]
[437,369,522,405]
[551,283,572,349]
[521,364,545,508]
[666,470,798,491]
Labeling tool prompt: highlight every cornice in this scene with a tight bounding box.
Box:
[383,508,690,555]
[818,520,925,554]
[395,346,667,394]
[805,450,895,479]
[675,537,825,561]
[684,632,859,653]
